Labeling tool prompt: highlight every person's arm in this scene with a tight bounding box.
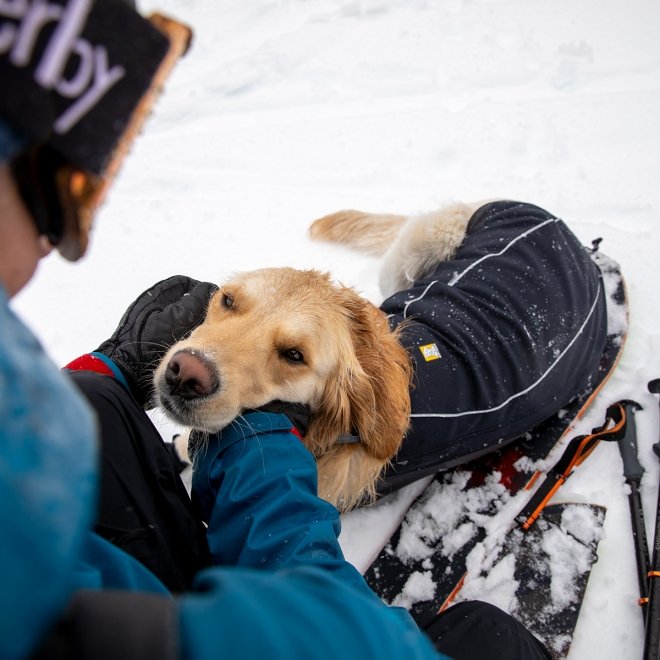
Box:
[192,411,365,588]
[179,411,443,659]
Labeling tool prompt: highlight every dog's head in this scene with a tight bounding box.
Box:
[154,267,411,510]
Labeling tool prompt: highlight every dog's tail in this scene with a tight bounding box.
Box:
[309,210,406,256]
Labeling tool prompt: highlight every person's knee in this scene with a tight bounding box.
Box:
[423,600,552,660]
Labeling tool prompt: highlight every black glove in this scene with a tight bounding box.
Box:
[96,275,218,407]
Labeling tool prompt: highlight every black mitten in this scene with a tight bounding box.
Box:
[96,275,218,406]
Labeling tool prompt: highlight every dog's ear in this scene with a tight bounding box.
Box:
[307,289,411,508]
[344,297,412,461]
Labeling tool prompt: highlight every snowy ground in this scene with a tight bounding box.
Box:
[12,0,660,657]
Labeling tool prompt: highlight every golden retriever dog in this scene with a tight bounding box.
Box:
[155,200,610,512]
[154,267,412,511]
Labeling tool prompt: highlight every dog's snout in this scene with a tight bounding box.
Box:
[165,350,219,399]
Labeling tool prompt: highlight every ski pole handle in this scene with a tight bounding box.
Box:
[649,379,660,457]
[618,400,644,483]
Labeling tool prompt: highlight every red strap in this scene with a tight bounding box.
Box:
[64,353,115,378]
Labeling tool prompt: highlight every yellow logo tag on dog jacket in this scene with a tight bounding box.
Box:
[419,343,442,362]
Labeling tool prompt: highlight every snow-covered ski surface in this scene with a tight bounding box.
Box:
[12,1,660,658]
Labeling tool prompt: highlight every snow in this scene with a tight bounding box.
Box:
[10,0,660,657]
[392,569,437,610]
[541,505,605,611]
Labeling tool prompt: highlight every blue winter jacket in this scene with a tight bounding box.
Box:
[0,286,443,659]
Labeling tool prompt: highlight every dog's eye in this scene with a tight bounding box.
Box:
[282,348,304,364]
[221,293,234,309]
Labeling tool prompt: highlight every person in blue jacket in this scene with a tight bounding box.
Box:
[0,1,551,658]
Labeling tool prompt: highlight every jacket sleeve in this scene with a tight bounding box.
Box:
[178,411,443,659]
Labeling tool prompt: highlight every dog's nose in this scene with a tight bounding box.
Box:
[165,350,219,399]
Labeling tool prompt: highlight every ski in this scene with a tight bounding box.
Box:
[443,402,627,657]
[483,502,607,658]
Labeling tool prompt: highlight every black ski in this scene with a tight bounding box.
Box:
[495,502,607,657]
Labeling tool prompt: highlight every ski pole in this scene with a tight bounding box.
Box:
[643,379,660,660]
[617,400,650,617]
